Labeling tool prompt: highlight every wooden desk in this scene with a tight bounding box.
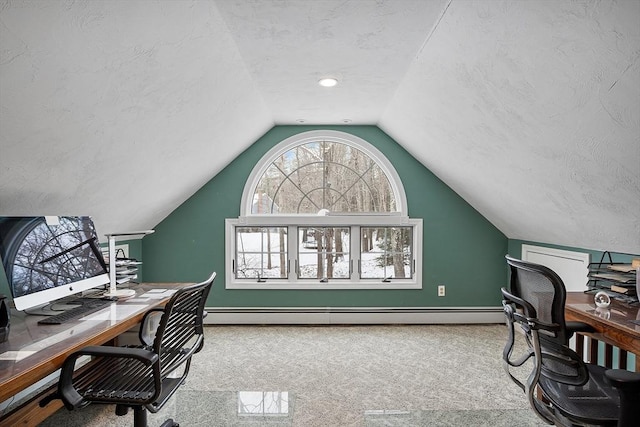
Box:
[0,283,188,426]
[565,292,640,372]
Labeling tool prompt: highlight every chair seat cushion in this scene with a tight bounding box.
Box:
[538,363,620,425]
[75,353,157,405]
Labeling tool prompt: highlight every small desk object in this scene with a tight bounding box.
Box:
[0,282,188,426]
[104,230,154,298]
[565,292,640,372]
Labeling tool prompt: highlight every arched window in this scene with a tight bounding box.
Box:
[242,131,407,215]
[226,130,422,289]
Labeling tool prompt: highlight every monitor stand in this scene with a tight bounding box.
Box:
[25,300,82,316]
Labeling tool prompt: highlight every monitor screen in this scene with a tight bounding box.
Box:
[0,216,109,311]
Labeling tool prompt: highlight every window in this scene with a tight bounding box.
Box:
[297,227,350,280]
[360,227,413,280]
[235,226,288,280]
[226,130,422,289]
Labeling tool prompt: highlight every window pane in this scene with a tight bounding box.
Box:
[235,227,287,279]
[361,165,396,212]
[295,162,325,195]
[270,175,323,214]
[253,140,397,214]
[253,164,286,214]
[298,227,350,280]
[360,227,413,279]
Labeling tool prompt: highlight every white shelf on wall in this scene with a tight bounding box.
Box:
[104,230,154,298]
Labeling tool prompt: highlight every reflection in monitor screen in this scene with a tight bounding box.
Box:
[0,216,109,311]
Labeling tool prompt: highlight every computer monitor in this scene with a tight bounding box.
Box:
[0,216,110,311]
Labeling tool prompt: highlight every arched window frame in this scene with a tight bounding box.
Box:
[241,130,408,218]
[226,130,422,289]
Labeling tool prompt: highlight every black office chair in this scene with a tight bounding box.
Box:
[47,272,215,427]
[501,256,640,426]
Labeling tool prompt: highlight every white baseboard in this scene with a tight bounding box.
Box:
[203,307,504,325]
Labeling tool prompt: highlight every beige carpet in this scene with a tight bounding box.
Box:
[40,324,546,426]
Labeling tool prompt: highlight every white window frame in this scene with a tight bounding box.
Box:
[226,218,422,289]
[226,130,422,290]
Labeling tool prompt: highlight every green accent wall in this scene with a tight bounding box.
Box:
[142,125,508,307]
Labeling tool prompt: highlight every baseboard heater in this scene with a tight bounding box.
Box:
[204,306,504,325]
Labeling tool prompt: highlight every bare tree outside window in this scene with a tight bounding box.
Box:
[360,227,413,280]
[254,141,396,215]
[298,227,350,280]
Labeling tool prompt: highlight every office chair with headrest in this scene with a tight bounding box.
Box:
[501,256,640,426]
[46,272,215,427]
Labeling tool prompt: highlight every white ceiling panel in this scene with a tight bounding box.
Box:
[380,0,640,253]
[1,0,638,254]
[216,0,448,124]
[0,0,273,234]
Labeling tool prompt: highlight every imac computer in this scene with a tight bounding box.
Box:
[0,216,110,312]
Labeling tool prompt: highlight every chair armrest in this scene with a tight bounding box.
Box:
[566,321,595,334]
[58,346,159,410]
[605,369,640,391]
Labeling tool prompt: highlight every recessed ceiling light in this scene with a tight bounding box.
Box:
[296,119,306,123]
[342,119,352,124]
[318,77,338,87]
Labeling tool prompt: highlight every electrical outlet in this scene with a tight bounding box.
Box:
[438,285,446,297]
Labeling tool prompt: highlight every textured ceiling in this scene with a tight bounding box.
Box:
[0,0,638,254]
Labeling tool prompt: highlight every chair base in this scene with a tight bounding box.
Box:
[116,404,179,427]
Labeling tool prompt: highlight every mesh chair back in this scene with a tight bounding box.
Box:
[153,276,213,377]
[505,255,569,345]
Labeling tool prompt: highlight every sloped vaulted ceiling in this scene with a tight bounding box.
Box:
[0,0,273,235]
[380,0,640,254]
[0,0,638,254]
